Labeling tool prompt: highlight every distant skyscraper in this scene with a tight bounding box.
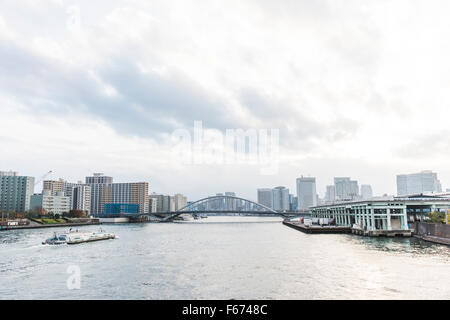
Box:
[360,184,373,200]
[397,170,442,196]
[85,173,113,184]
[296,177,317,211]
[325,185,336,203]
[0,173,35,212]
[257,188,273,208]
[272,186,289,211]
[334,177,359,200]
[173,193,188,211]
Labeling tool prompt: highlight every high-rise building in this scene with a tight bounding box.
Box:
[272,186,289,211]
[86,174,149,215]
[325,185,336,203]
[102,182,149,214]
[0,173,35,213]
[30,190,70,215]
[43,179,91,214]
[149,196,158,213]
[257,188,273,208]
[360,184,373,200]
[173,193,188,211]
[72,185,91,215]
[334,177,359,200]
[85,173,113,184]
[397,171,442,196]
[296,177,317,210]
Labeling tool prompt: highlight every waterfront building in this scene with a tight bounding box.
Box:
[43,179,91,215]
[102,182,149,214]
[85,173,113,215]
[360,184,373,200]
[272,186,289,211]
[310,194,450,236]
[103,203,139,216]
[86,174,149,215]
[397,170,442,196]
[30,190,70,215]
[296,177,317,211]
[334,177,359,200]
[0,173,35,213]
[257,188,273,208]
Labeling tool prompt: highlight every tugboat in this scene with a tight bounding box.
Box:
[42,228,116,245]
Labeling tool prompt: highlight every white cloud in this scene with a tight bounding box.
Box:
[2,0,450,199]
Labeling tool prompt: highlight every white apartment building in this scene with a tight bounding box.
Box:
[30,190,71,215]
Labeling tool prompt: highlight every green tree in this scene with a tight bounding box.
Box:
[427,211,445,223]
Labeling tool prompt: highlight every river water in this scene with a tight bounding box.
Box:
[0,216,449,300]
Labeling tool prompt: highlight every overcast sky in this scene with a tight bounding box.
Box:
[2,0,450,201]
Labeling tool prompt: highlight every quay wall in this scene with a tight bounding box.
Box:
[415,222,450,239]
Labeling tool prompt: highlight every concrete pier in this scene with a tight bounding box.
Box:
[283,221,351,234]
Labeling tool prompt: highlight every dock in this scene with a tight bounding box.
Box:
[283,221,351,234]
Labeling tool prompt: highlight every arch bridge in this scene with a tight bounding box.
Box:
[138,195,307,222]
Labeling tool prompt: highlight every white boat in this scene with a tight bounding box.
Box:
[42,229,116,245]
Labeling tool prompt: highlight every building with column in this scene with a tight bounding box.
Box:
[0,172,35,213]
[397,170,442,196]
[310,194,450,237]
[296,176,317,211]
[30,190,71,215]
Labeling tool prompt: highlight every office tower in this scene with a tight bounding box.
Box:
[85,173,113,215]
[0,173,35,212]
[396,170,442,196]
[30,190,70,215]
[288,194,298,211]
[360,184,373,200]
[296,177,317,210]
[257,188,273,208]
[334,177,359,200]
[272,186,289,211]
[173,193,188,211]
[325,185,336,203]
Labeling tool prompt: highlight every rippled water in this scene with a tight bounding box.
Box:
[1,216,449,299]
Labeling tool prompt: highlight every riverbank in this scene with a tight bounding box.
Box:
[0,218,101,231]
